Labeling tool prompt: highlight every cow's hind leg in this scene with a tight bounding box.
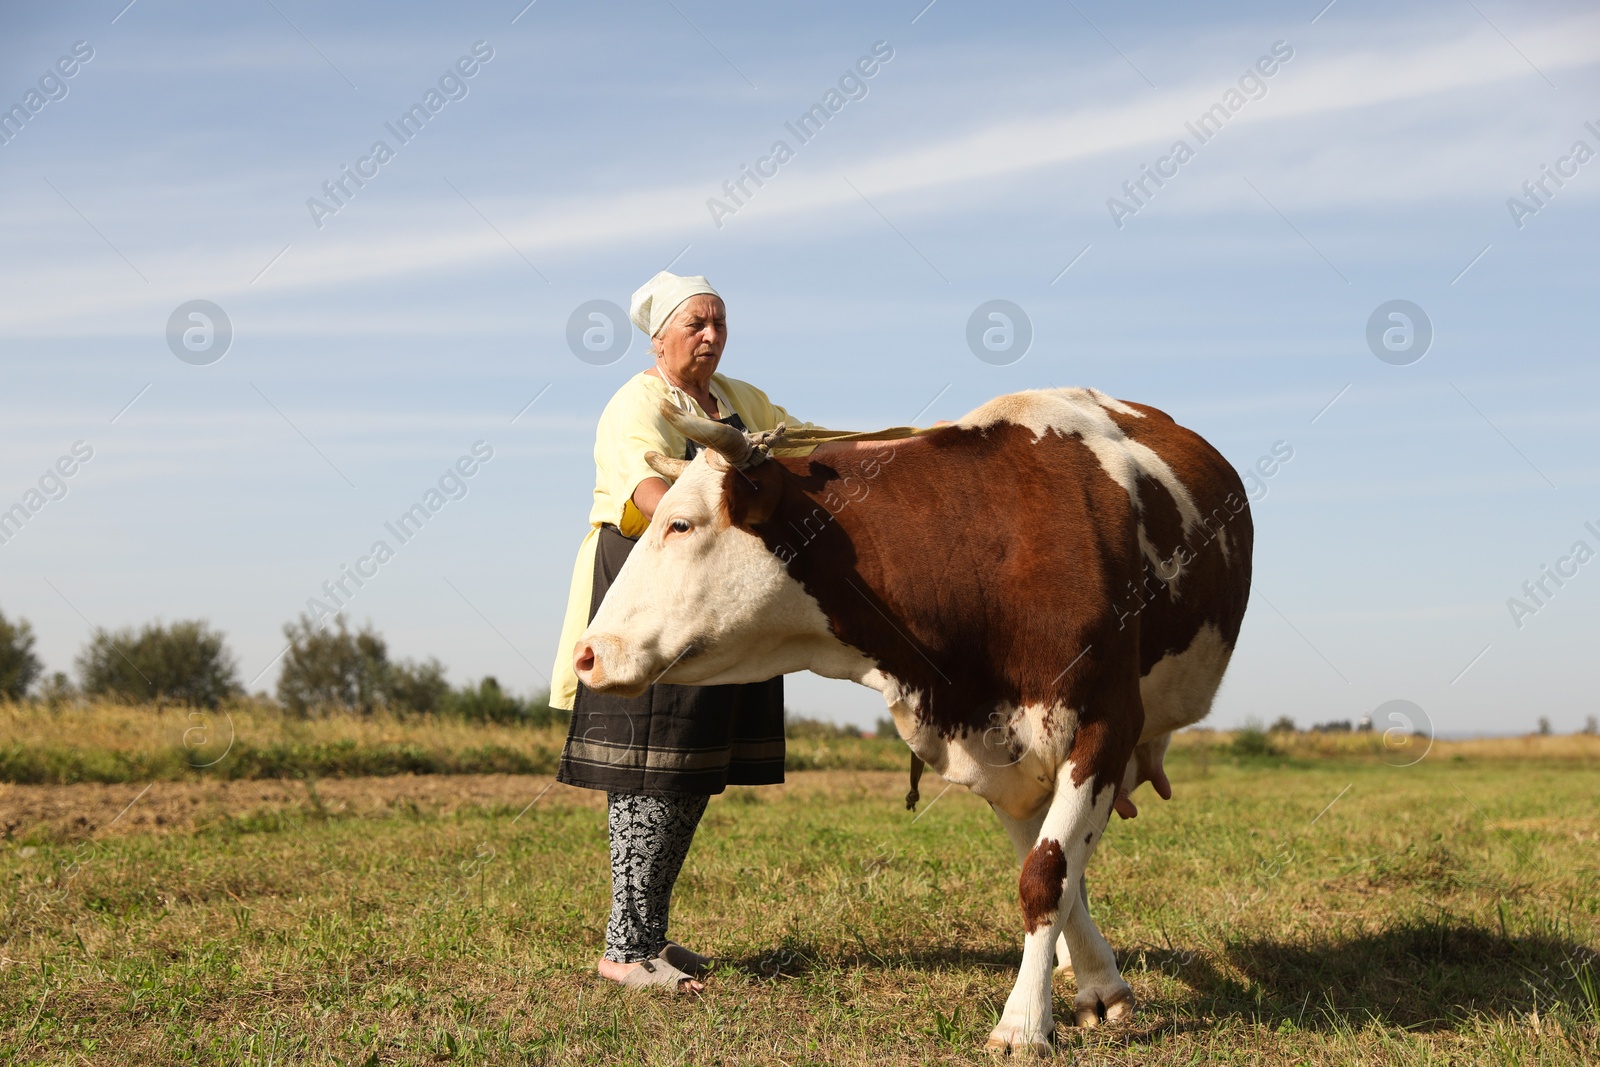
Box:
[1060,873,1131,1028]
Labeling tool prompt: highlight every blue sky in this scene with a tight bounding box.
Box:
[1,0,1596,736]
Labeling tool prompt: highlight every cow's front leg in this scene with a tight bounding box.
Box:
[993,806,1082,977]
[986,761,1126,1053]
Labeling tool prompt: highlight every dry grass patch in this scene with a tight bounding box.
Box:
[0,702,903,786]
[0,701,569,784]
[1172,727,1600,763]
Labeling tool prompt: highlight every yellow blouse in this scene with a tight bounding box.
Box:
[549,371,812,709]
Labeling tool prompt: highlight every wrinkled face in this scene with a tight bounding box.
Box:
[574,453,833,696]
[651,295,726,386]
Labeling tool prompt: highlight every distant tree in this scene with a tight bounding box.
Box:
[517,688,565,728]
[276,618,536,719]
[783,710,863,739]
[1229,722,1277,758]
[1312,720,1353,733]
[1537,716,1552,736]
[76,620,239,707]
[38,671,77,708]
[276,615,389,715]
[0,607,43,700]
[447,676,519,722]
[1583,716,1598,736]
[876,717,902,740]
[386,657,451,715]
[1268,715,1297,733]
[444,677,565,726]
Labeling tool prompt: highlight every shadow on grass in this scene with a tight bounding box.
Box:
[1161,918,1598,1033]
[741,919,1598,1042]
[727,941,1021,981]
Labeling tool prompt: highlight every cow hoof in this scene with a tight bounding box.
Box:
[984,1019,1053,1056]
[1072,985,1135,1028]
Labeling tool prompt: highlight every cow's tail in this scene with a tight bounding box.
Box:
[905,753,925,811]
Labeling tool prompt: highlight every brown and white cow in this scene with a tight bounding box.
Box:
[573,387,1252,1054]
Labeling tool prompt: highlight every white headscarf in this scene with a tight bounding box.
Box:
[629,270,721,338]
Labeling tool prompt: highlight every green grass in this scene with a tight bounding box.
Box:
[1,752,1597,1064]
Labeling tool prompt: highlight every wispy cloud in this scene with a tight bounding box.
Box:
[2,12,1597,335]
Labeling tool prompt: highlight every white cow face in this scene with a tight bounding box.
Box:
[574,451,830,696]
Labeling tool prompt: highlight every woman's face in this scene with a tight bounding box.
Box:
[652,295,726,385]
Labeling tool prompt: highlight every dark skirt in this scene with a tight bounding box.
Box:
[556,525,786,796]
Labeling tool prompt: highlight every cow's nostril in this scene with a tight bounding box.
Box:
[575,642,596,674]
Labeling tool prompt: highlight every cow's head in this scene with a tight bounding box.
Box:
[573,404,836,696]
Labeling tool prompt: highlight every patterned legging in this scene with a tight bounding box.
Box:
[604,792,710,963]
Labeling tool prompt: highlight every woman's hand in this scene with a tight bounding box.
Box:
[632,477,670,521]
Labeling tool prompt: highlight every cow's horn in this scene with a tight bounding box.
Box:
[644,451,690,480]
[659,401,757,468]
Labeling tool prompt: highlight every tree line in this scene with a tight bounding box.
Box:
[0,605,559,724]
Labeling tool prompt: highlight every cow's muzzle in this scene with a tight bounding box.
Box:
[573,635,650,698]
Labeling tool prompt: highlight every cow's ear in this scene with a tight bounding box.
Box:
[724,462,784,527]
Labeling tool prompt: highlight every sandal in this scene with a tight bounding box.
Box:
[661,942,712,977]
[616,956,699,992]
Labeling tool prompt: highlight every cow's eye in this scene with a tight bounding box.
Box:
[668,519,691,534]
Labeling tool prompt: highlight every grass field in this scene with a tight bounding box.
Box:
[3,731,1597,1065]
[0,701,902,786]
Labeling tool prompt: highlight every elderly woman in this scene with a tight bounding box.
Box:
[550,270,843,992]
